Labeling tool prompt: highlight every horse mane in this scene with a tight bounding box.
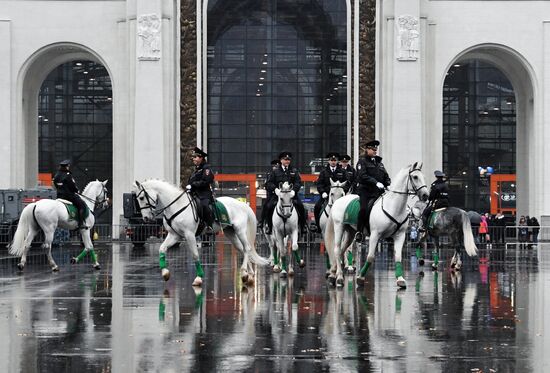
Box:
[81,180,100,196]
[141,178,182,193]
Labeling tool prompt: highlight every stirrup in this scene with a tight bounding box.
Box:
[354,232,364,242]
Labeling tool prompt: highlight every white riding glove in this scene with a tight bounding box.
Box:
[186,185,192,191]
[376,182,385,190]
[322,192,328,199]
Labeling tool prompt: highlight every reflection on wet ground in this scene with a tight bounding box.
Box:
[0,241,549,372]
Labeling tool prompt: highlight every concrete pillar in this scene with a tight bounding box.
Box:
[0,20,11,188]
[541,21,550,218]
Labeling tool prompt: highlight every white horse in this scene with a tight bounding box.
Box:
[318,180,348,276]
[325,162,429,288]
[270,182,304,277]
[9,180,109,271]
[133,179,269,286]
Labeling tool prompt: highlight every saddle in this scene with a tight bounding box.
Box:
[343,198,377,234]
[57,198,90,221]
[193,197,231,235]
[428,208,446,229]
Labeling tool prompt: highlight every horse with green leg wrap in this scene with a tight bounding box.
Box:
[134,180,269,287]
[325,163,430,289]
[9,180,109,272]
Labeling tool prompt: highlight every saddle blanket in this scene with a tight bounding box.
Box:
[343,199,360,226]
[428,209,446,229]
[57,199,90,221]
[214,201,231,226]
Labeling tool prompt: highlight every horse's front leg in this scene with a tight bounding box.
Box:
[72,228,100,270]
[432,237,440,271]
[42,227,59,271]
[291,227,304,269]
[275,232,288,278]
[159,232,181,281]
[393,229,407,288]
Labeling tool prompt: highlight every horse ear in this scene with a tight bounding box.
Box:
[275,188,281,197]
[330,178,336,186]
[417,162,423,170]
[290,190,295,198]
[102,179,109,185]
[289,183,293,190]
[411,162,417,170]
[278,182,283,189]
[135,180,141,188]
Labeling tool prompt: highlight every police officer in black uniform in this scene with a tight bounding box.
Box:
[186,147,215,229]
[355,140,391,242]
[53,159,88,229]
[419,170,450,232]
[313,152,348,233]
[259,159,280,228]
[264,152,307,235]
[339,154,356,194]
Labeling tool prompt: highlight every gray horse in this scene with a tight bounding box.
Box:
[412,201,478,271]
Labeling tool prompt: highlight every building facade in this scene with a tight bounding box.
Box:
[1,0,549,221]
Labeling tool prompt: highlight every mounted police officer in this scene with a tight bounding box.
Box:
[313,152,348,233]
[259,159,280,229]
[339,154,356,194]
[355,140,391,242]
[264,152,307,235]
[419,170,450,233]
[186,147,215,230]
[53,159,88,229]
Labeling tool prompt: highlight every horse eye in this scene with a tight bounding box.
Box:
[139,196,144,201]
[413,176,418,179]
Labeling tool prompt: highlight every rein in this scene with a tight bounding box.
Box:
[79,183,108,210]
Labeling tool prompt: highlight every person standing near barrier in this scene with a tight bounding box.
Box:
[493,212,506,244]
[529,216,540,244]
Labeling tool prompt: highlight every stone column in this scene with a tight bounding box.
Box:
[133,0,165,181]
[383,0,423,176]
[0,19,11,187]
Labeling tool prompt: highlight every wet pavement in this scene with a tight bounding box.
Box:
[0,240,549,372]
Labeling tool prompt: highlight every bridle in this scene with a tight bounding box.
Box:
[323,184,345,217]
[79,183,109,209]
[277,189,295,219]
[387,167,427,198]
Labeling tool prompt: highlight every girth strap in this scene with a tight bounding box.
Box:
[381,197,409,236]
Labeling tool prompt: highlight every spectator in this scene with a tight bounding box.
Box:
[479,215,489,243]
[529,216,540,244]
[493,212,506,244]
[518,216,529,249]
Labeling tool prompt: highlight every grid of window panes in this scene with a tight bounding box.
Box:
[38,61,112,220]
[207,0,347,173]
[443,60,516,212]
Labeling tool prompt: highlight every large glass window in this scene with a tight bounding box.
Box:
[207,0,348,173]
[443,60,516,212]
[38,61,112,221]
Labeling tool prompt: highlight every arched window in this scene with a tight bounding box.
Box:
[207,0,348,173]
[443,60,516,212]
[38,61,112,220]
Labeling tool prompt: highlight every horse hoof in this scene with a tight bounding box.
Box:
[162,268,171,281]
[241,272,249,284]
[299,260,305,268]
[93,263,101,270]
[273,265,281,273]
[431,264,438,271]
[455,265,462,271]
[52,266,59,272]
[280,270,288,278]
[288,268,295,276]
[356,276,365,287]
[17,263,24,271]
[336,277,344,287]
[328,275,336,286]
[192,277,203,287]
[450,263,456,269]
[247,277,255,287]
[418,271,424,277]
[70,257,77,265]
[346,266,356,274]
[418,259,425,266]
[396,277,407,289]
[325,270,331,279]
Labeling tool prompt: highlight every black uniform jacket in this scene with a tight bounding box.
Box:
[188,161,214,200]
[53,171,79,200]
[343,164,356,193]
[316,165,349,195]
[428,179,449,209]
[355,156,391,194]
[266,166,302,195]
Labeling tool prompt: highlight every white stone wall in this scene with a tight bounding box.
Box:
[0,0,180,223]
[378,0,550,218]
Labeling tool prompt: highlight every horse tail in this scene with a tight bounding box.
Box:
[245,208,270,266]
[461,210,478,257]
[9,203,36,256]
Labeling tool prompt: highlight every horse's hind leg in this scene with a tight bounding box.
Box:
[225,229,249,284]
[18,228,39,270]
[42,228,59,271]
[357,231,380,287]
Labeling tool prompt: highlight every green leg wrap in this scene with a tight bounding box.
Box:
[159,300,166,321]
[274,251,279,266]
[293,250,302,264]
[89,249,98,263]
[195,261,205,278]
[281,256,288,271]
[395,262,404,278]
[76,249,88,262]
[359,261,370,277]
[395,294,402,312]
[432,250,439,266]
[325,252,331,270]
[347,250,353,266]
[159,252,167,270]
[416,246,423,260]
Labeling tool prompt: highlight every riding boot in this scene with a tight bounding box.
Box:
[77,208,88,229]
